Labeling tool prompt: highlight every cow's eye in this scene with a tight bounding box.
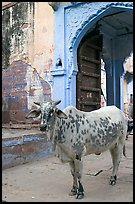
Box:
[50,109,54,116]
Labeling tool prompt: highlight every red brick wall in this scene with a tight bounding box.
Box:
[2,60,51,124]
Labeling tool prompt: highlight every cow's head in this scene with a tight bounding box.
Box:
[25,100,67,131]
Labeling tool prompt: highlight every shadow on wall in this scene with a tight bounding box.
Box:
[2,60,51,124]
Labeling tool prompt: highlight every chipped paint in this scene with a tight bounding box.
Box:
[2,2,54,78]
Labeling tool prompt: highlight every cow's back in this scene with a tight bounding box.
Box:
[62,105,127,139]
[88,105,126,123]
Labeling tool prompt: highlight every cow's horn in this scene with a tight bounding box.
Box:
[55,100,61,105]
[34,102,41,106]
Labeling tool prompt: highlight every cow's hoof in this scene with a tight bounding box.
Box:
[69,191,76,196]
[76,192,84,199]
[69,187,77,196]
[110,179,116,185]
[109,175,117,185]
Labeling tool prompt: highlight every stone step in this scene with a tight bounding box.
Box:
[2,128,52,169]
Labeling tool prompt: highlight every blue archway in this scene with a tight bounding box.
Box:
[50,2,133,110]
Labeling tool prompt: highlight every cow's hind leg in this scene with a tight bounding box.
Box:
[109,142,123,185]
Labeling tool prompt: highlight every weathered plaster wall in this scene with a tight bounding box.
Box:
[123,53,133,111]
[2,2,53,124]
[2,2,54,78]
[30,2,54,77]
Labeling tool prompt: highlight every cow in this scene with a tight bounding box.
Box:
[125,103,133,140]
[25,100,127,199]
[126,119,133,140]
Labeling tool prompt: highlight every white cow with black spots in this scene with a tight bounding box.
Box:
[26,100,127,199]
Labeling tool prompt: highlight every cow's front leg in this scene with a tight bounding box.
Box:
[74,156,84,199]
[69,161,78,196]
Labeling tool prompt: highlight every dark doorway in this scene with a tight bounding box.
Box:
[77,29,103,111]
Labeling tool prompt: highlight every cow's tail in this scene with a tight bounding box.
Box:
[123,144,126,157]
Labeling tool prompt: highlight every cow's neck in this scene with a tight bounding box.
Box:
[48,116,67,150]
[54,118,67,143]
[47,115,57,139]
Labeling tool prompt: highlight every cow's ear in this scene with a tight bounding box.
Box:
[55,109,68,119]
[25,109,41,119]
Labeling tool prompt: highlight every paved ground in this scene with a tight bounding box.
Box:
[2,134,133,202]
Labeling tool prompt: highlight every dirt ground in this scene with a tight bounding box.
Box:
[2,134,133,202]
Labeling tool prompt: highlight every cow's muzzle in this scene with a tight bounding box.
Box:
[40,124,47,131]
